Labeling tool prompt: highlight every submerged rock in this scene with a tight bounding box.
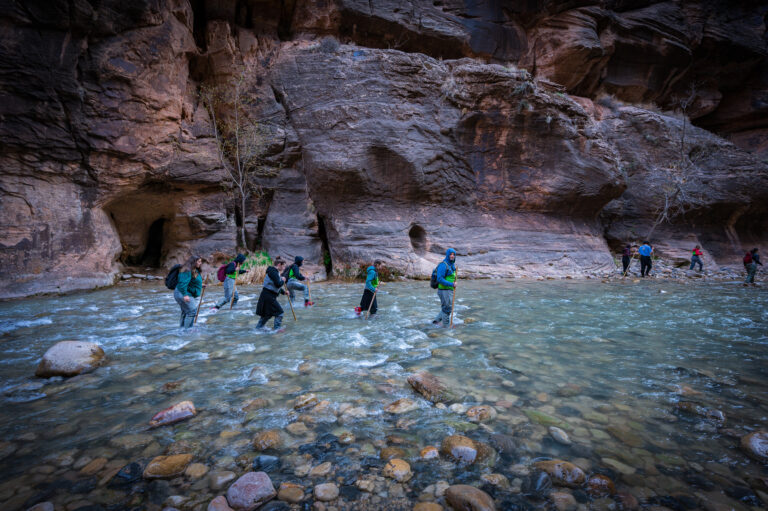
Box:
[407,372,454,403]
[533,460,586,487]
[149,400,197,428]
[586,474,615,497]
[385,398,419,414]
[466,405,497,423]
[440,435,478,464]
[383,458,412,482]
[143,454,193,479]
[226,471,276,510]
[420,446,439,460]
[278,482,305,503]
[740,431,768,463]
[444,484,496,511]
[208,496,234,511]
[294,393,318,410]
[523,409,570,429]
[35,341,106,378]
[253,430,282,451]
[548,426,572,445]
[314,482,339,501]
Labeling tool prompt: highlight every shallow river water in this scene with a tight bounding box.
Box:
[0,280,766,510]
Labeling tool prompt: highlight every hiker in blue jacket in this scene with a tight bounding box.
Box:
[358,260,384,317]
[433,248,457,327]
[174,255,204,328]
[214,253,247,309]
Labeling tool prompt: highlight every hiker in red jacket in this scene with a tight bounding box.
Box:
[689,245,703,271]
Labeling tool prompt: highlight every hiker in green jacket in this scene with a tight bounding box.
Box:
[174,255,204,328]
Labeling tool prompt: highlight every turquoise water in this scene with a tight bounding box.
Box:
[0,280,766,509]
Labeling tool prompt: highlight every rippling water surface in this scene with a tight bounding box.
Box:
[0,280,766,510]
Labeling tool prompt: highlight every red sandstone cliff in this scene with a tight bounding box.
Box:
[1,0,766,298]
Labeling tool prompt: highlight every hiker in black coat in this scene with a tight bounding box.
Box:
[256,257,288,330]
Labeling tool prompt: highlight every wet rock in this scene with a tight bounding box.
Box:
[149,401,197,428]
[440,435,478,464]
[385,398,418,414]
[380,446,406,461]
[466,405,497,423]
[605,425,643,448]
[616,492,640,510]
[278,482,305,503]
[313,482,339,501]
[185,463,208,479]
[108,461,145,487]
[309,461,332,477]
[444,484,496,511]
[252,455,280,472]
[523,409,570,429]
[294,394,318,410]
[586,474,615,497]
[338,431,355,444]
[551,492,577,511]
[533,460,586,487]
[675,401,726,426]
[286,422,310,436]
[253,430,282,451]
[407,372,454,403]
[35,341,106,378]
[549,427,572,445]
[226,471,276,510]
[489,433,516,456]
[80,457,107,476]
[243,398,270,411]
[480,473,510,489]
[740,431,768,463]
[26,503,54,511]
[413,503,443,511]
[355,478,375,492]
[208,496,234,511]
[420,446,439,460]
[383,458,412,482]
[210,471,237,491]
[143,454,193,479]
[601,457,635,475]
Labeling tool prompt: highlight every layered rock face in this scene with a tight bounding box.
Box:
[0,0,766,298]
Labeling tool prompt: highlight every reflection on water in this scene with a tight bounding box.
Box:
[0,280,766,509]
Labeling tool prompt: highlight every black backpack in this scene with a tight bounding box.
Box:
[165,264,182,290]
[430,265,440,289]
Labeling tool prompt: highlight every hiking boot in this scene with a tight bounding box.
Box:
[432,320,440,325]
[304,300,314,307]
[354,307,362,315]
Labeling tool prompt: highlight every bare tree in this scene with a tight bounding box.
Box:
[200,65,275,249]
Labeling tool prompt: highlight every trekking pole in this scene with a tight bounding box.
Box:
[365,283,382,320]
[449,271,457,328]
[193,274,208,325]
[307,279,313,303]
[283,283,297,321]
[229,279,238,310]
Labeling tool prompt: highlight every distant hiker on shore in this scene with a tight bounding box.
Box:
[174,255,204,329]
[214,253,247,310]
[638,241,653,277]
[690,245,704,272]
[432,248,457,327]
[256,256,288,331]
[357,260,383,318]
[744,248,761,284]
[621,244,632,275]
[283,256,313,307]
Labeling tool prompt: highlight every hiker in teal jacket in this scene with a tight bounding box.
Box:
[174,255,204,328]
[215,253,246,309]
[358,260,383,317]
[433,248,457,327]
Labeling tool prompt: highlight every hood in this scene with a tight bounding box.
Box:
[234,253,246,264]
[294,256,304,266]
[444,248,456,264]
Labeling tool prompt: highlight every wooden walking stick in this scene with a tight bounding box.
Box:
[365,283,382,320]
[193,274,208,325]
[283,283,297,321]
[449,270,457,328]
[307,279,313,303]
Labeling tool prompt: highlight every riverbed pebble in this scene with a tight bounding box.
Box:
[740,431,768,462]
[143,454,193,479]
[385,398,418,414]
[533,460,586,487]
[210,471,237,490]
[253,430,281,451]
[294,394,318,410]
[467,405,497,422]
[207,496,234,511]
[278,482,305,503]
[226,471,276,510]
[444,484,495,511]
[383,458,412,482]
[440,435,477,464]
[35,341,106,378]
[313,482,339,501]
[149,401,197,428]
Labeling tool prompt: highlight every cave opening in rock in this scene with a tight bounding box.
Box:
[317,215,333,275]
[190,0,207,51]
[409,224,428,255]
[139,218,165,268]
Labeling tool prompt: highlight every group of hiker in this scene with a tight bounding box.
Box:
[620,243,762,283]
[170,248,461,331]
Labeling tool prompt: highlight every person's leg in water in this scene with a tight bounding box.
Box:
[273,313,284,330]
[436,289,453,327]
[215,278,235,309]
[622,255,630,275]
[746,262,757,283]
[288,280,310,305]
[256,315,271,329]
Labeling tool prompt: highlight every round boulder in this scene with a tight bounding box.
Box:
[226,471,276,510]
[740,431,768,463]
[440,435,478,464]
[444,484,496,511]
[35,341,105,378]
[533,460,586,487]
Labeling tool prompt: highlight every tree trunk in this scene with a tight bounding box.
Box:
[239,191,247,249]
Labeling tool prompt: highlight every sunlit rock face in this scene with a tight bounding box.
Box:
[1,0,766,297]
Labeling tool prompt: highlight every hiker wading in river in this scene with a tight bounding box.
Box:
[214,253,247,310]
[358,260,384,318]
[283,255,313,307]
[256,256,288,331]
[174,255,204,329]
[433,248,457,327]
[638,241,653,277]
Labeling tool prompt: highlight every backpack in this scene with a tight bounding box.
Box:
[429,264,440,289]
[217,264,228,282]
[744,252,753,265]
[165,264,181,290]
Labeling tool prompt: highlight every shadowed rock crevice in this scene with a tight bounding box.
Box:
[409,225,428,255]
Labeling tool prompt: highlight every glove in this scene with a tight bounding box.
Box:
[239,269,247,274]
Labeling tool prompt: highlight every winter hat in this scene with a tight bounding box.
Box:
[234,253,246,264]
[294,256,304,265]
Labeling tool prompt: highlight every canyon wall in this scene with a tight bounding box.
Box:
[1,0,766,298]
